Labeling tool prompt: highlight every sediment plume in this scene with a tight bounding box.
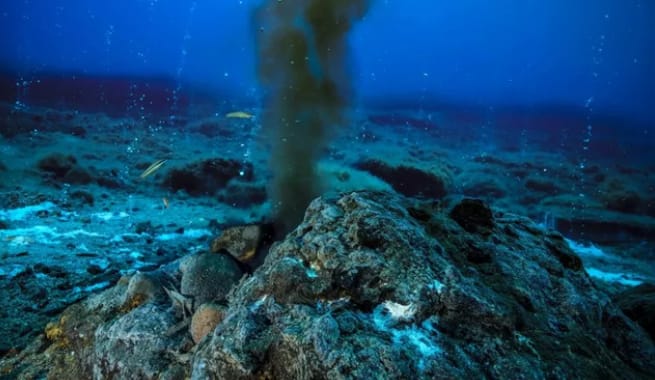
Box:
[253,0,370,234]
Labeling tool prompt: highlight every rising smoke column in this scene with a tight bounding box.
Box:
[254,0,370,234]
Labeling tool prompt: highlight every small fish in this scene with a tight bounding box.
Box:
[140,159,167,179]
[226,111,254,119]
[162,197,169,209]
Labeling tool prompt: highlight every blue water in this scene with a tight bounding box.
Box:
[1,0,653,122]
[1,0,655,368]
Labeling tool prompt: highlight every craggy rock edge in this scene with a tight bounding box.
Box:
[2,191,654,380]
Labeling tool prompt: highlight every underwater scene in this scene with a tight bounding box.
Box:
[1,0,654,378]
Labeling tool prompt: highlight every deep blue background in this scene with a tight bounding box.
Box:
[0,0,653,122]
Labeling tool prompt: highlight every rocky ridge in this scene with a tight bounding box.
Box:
[2,191,654,379]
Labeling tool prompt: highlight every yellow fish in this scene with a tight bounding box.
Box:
[139,159,167,179]
[226,111,254,119]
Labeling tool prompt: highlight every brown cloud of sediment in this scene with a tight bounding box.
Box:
[253,0,370,234]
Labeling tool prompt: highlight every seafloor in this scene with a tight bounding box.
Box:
[0,99,654,371]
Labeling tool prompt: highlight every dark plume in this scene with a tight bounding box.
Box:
[253,0,371,234]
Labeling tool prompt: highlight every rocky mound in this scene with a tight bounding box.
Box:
[2,191,654,379]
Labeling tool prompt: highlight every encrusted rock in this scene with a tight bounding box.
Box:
[122,272,166,311]
[191,191,655,379]
[5,191,655,380]
[0,261,189,379]
[190,303,226,344]
[210,224,273,266]
[93,304,177,379]
[180,253,243,306]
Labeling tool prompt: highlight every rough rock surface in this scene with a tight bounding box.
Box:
[190,191,655,379]
[180,252,243,306]
[0,262,193,379]
[190,303,226,344]
[93,303,177,379]
[2,191,654,379]
[210,223,275,269]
